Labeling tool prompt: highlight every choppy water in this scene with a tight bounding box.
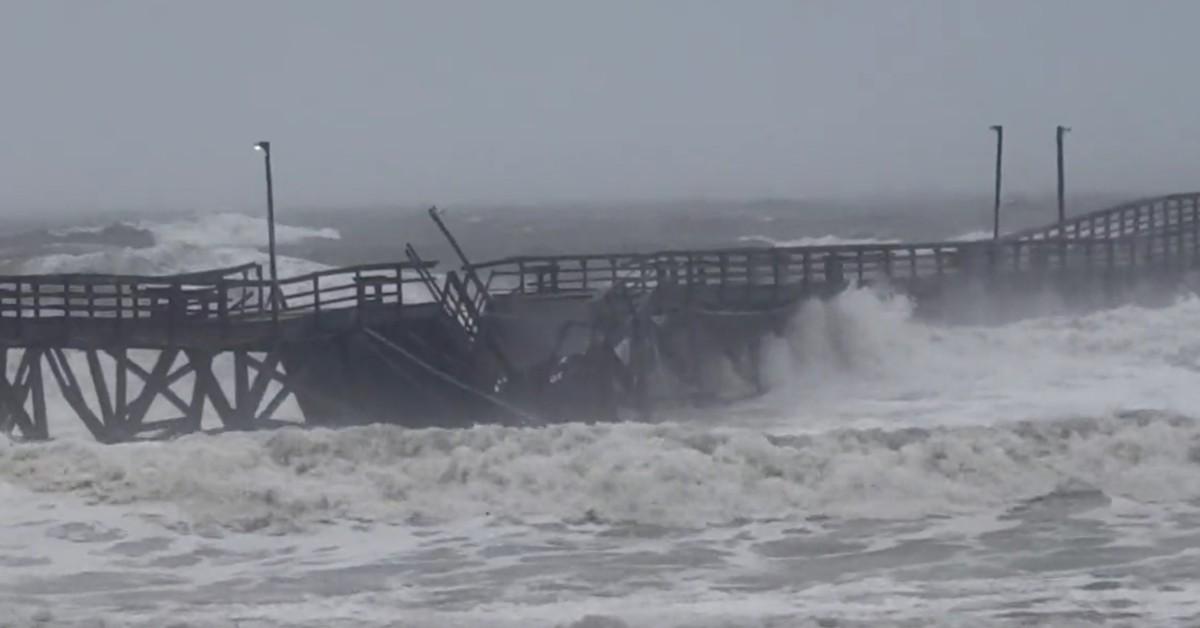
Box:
[3,208,1200,627]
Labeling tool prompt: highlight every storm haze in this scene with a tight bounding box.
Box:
[1,0,1197,214]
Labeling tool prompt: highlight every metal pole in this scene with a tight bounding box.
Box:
[991,125,1003,240]
[428,206,492,306]
[1056,125,1070,236]
[254,141,279,323]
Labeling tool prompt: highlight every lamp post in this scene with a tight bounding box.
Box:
[990,125,1003,240]
[253,141,279,319]
[1056,125,1070,235]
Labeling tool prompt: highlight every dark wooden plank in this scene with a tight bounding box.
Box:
[44,349,105,440]
[113,349,188,425]
[0,349,35,437]
[86,350,115,427]
[190,351,234,425]
[114,348,127,423]
[29,350,47,439]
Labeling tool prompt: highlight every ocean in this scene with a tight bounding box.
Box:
[2,198,1200,627]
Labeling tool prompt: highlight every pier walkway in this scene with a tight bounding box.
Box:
[1,192,1197,442]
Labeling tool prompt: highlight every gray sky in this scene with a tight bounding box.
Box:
[2,0,1199,213]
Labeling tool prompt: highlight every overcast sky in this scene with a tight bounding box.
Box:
[2,1,1198,213]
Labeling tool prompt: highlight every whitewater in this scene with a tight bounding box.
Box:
[4,212,1200,627]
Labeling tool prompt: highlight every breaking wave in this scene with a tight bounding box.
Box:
[949,229,994,241]
[736,234,900,247]
[19,212,337,276]
[3,413,1198,533]
[3,284,1200,534]
[753,287,1200,429]
[139,212,339,248]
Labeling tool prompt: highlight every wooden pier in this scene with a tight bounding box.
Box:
[2,192,1199,442]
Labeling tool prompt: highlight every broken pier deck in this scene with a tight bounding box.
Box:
[2,192,1198,442]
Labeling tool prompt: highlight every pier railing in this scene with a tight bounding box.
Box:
[1006,192,1200,241]
[0,260,438,328]
[0,192,1196,332]
[226,262,436,318]
[471,220,1199,300]
[0,263,263,322]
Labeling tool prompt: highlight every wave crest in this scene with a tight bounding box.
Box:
[2,414,1197,533]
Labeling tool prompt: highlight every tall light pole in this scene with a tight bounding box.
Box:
[1056,125,1070,235]
[253,141,279,319]
[990,125,1003,240]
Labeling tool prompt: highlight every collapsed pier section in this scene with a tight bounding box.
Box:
[0,192,1198,442]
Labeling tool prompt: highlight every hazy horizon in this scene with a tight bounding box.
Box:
[3,1,1200,215]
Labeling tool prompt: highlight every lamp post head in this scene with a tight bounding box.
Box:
[254,141,270,155]
[990,124,1002,132]
[1057,125,1071,135]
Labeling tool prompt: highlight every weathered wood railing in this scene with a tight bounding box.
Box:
[0,263,263,321]
[472,219,1200,300]
[438,271,483,341]
[1007,192,1200,241]
[0,260,439,330]
[0,192,1196,334]
[226,262,436,316]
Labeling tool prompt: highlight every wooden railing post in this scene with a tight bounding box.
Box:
[15,280,23,330]
[1175,199,1185,266]
[59,279,70,341]
[114,282,123,336]
[395,265,404,310]
[167,280,180,342]
[1193,196,1200,266]
[802,250,811,291]
[218,278,229,337]
[825,254,844,287]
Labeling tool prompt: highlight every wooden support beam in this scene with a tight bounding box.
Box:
[44,348,105,441]
[29,350,47,440]
[243,352,289,386]
[188,350,234,426]
[184,367,205,432]
[247,352,280,412]
[0,349,36,438]
[110,349,191,426]
[114,348,127,426]
[86,350,115,428]
[136,417,187,435]
[234,350,251,426]
[257,383,293,422]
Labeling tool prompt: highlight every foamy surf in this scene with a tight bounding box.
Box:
[737,233,900,247]
[1,413,1197,533]
[5,215,1200,627]
[19,212,338,277]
